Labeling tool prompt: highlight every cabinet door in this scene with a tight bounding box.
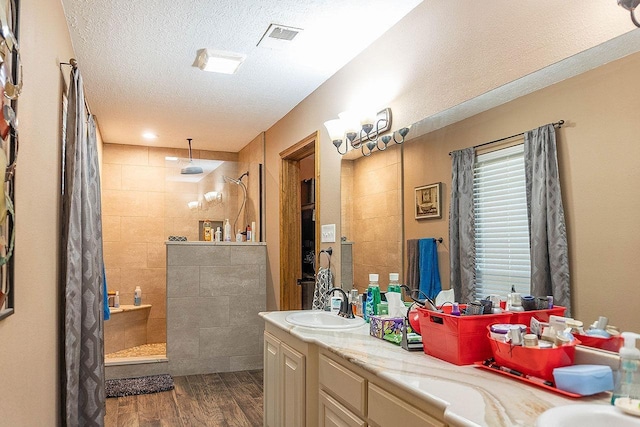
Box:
[281,342,306,427]
[319,390,366,427]
[264,332,281,427]
[368,383,445,427]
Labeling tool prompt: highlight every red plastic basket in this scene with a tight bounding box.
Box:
[572,334,623,353]
[488,335,579,382]
[417,305,512,365]
[508,306,566,326]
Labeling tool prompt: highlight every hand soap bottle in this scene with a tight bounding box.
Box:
[611,332,640,404]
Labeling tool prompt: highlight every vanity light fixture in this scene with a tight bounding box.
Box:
[324,108,410,157]
[194,48,245,74]
[617,0,640,26]
[188,201,200,210]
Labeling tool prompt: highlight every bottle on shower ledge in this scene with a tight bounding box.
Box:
[134,286,142,306]
[223,219,231,242]
[236,230,243,242]
[214,226,222,242]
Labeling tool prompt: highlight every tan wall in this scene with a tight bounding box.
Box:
[342,146,403,292]
[403,51,640,332]
[238,132,265,240]
[0,0,75,424]
[262,3,633,312]
[102,144,239,345]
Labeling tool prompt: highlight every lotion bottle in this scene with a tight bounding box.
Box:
[214,227,222,242]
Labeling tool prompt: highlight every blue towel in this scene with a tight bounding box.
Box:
[419,238,441,300]
[103,265,110,321]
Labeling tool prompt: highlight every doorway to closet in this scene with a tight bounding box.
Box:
[279,131,320,311]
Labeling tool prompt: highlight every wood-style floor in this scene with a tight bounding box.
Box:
[105,370,264,427]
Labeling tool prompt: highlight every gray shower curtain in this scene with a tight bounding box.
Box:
[62,67,106,426]
[524,124,571,314]
[449,147,476,304]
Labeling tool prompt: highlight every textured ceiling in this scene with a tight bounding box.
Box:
[60,0,423,152]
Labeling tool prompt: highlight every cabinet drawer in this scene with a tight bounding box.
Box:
[319,354,366,416]
[368,383,445,427]
[319,390,366,427]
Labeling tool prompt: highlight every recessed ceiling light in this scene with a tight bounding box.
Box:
[194,48,245,74]
[142,132,158,139]
[165,156,178,161]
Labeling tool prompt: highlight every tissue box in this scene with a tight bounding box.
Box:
[369,315,405,341]
[552,364,614,396]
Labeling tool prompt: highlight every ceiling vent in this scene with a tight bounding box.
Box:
[257,24,303,50]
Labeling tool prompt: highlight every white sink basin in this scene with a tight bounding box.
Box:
[285,311,366,329]
[536,404,640,427]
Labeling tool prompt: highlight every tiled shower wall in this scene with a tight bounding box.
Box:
[340,144,403,292]
[101,144,239,344]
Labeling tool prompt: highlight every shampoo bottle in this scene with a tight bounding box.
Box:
[611,332,640,404]
[214,227,222,242]
[114,291,120,308]
[246,224,252,242]
[134,286,142,306]
[223,219,231,242]
[203,220,212,241]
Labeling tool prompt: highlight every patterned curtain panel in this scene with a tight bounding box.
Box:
[524,124,571,314]
[449,148,476,304]
[62,67,106,426]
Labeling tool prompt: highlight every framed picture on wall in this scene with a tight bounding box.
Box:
[415,182,442,219]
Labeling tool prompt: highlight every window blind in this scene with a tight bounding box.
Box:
[473,144,531,299]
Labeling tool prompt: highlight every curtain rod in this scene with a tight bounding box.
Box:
[59,58,92,116]
[449,120,564,155]
[59,58,78,70]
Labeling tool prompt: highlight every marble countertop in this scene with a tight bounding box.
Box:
[261,310,612,427]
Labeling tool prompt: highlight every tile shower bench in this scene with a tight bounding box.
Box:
[165,241,267,376]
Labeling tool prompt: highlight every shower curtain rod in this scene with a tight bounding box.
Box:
[448,120,564,155]
[59,58,92,116]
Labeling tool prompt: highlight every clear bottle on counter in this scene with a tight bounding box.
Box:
[612,332,640,404]
[114,291,120,308]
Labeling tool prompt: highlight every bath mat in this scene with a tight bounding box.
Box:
[105,374,174,398]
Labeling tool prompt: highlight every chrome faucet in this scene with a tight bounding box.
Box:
[325,287,354,319]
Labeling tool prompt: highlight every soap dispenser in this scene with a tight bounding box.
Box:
[611,332,640,404]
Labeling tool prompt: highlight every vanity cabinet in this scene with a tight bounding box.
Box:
[319,355,367,426]
[263,318,446,427]
[264,331,306,427]
[319,351,446,427]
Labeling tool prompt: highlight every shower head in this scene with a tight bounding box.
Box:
[181,138,203,175]
[223,171,249,185]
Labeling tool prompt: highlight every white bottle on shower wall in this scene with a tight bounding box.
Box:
[134,286,142,306]
[223,219,231,242]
